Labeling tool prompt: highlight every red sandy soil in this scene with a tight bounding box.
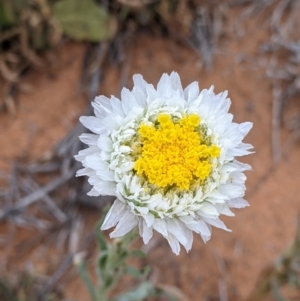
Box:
[1,12,300,301]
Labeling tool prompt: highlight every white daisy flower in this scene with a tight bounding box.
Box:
[75,72,253,255]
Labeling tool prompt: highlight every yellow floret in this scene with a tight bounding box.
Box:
[209,145,221,158]
[138,124,155,138]
[194,161,212,180]
[157,114,171,124]
[187,114,201,127]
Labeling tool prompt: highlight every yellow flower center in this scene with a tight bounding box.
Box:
[133,114,220,191]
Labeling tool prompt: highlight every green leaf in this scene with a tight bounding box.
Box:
[96,222,108,252]
[125,266,142,278]
[111,282,157,301]
[125,265,151,279]
[75,261,98,301]
[98,250,109,270]
[130,249,146,258]
[52,0,116,42]
[119,228,139,249]
[96,205,111,251]
[141,266,151,278]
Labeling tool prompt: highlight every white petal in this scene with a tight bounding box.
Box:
[226,148,253,157]
[200,233,211,243]
[165,97,185,108]
[239,122,253,136]
[227,197,249,208]
[100,151,111,161]
[166,219,187,246]
[132,74,147,107]
[110,96,125,117]
[157,73,172,98]
[218,184,244,199]
[87,188,101,196]
[216,204,235,216]
[121,88,138,113]
[89,177,115,195]
[102,115,123,131]
[170,71,184,97]
[183,226,193,252]
[74,146,99,162]
[239,142,253,150]
[118,145,132,153]
[139,219,153,244]
[145,84,158,101]
[96,169,115,181]
[132,86,147,107]
[97,136,113,152]
[190,220,211,237]
[213,114,233,135]
[167,219,193,252]
[200,202,220,216]
[94,95,113,112]
[135,206,149,215]
[85,155,107,170]
[202,217,231,232]
[153,218,168,237]
[147,194,163,210]
[92,101,109,118]
[80,116,104,134]
[110,210,139,238]
[102,200,127,230]
[184,81,199,103]
[76,167,95,177]
[133,74,147,96]
[166,234,180,255]
[232,160,252,171]
[143,213,155,227]
[79,133,98,146]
